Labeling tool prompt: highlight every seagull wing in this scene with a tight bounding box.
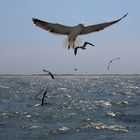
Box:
[41,91,47,106]
[112,57,120,61]
[43,69,49,73]
[81,46,86,50]
[43,69,54,79]
[107,61,112,70]
[80,13,128,35]
[32,18,72,35]
[84,42,95,47]
[49,72,54,79]
[74,47,78,55]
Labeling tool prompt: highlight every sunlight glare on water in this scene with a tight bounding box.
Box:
[0,75,140,140]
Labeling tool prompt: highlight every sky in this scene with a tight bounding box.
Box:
[0,0,140,75]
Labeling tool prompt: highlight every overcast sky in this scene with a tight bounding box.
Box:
[0,0,140,74]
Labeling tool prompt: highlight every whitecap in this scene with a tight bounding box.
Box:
[83,121,129,132]
[57,87,67,91]
[30,125,42,129]
[94,100,112,108]
[34,104,40,107]
[26,115,32,118]
[105,111,119,117]
[58,126,70,131]
[22,125,42,129]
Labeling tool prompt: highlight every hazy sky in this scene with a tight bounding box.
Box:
[0,0,140,74]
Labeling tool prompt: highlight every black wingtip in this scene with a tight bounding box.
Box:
[32,17,38,24]
[84,41,95,47]
[32,17,35,21]
[119,12,128,21]
[123,12,128,18]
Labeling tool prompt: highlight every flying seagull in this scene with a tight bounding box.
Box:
[107,57,120,70]
[74,41,94,55]
[43,69,54,79]
[41,90,48,106]
[74,68,78,71]
[32,13,128,49]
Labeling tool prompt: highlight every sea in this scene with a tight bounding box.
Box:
[0,75,140,140]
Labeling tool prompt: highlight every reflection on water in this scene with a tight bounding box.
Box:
[0,75,140,139]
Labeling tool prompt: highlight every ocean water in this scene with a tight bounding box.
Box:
[0,75,140,140]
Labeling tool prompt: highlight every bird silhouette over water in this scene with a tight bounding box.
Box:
[74,41,94,55]
[41,90,48,106]
[43,69,54,79]
[107,57,120,70]
[32,13,128,49]
[74,68,78,71]
[35,87,49,106]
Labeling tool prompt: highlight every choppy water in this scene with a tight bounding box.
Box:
[0,75,140,140]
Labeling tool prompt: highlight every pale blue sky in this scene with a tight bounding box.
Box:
[0,0,140,74]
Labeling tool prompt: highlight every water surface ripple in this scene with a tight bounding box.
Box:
[0,75,140,140]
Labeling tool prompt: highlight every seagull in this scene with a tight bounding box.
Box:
[32,13,128,49]
[74,41,94,55]
[41,90,47,106]
[74,68,78,71]
[43,69,54,79]
[107,57,120,70]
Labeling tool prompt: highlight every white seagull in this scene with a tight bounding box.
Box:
[107,57,120,70]
[74,41,95,55]
[32,13,128,49]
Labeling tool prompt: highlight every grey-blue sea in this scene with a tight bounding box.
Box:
[0,75,140,140]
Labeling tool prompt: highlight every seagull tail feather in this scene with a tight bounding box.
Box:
[68,40,75,49]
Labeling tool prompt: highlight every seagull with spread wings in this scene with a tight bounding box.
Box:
[107,57,120,70]
[74,41,95,55]
[32,13,128,49]
[43,69,54,79]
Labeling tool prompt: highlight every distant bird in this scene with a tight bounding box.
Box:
[32,13,128,49]
[74,68,78,71]
[43,69,54,79]
[107,57,120,70]
[41,90,47,106]
[74,41,94,55]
